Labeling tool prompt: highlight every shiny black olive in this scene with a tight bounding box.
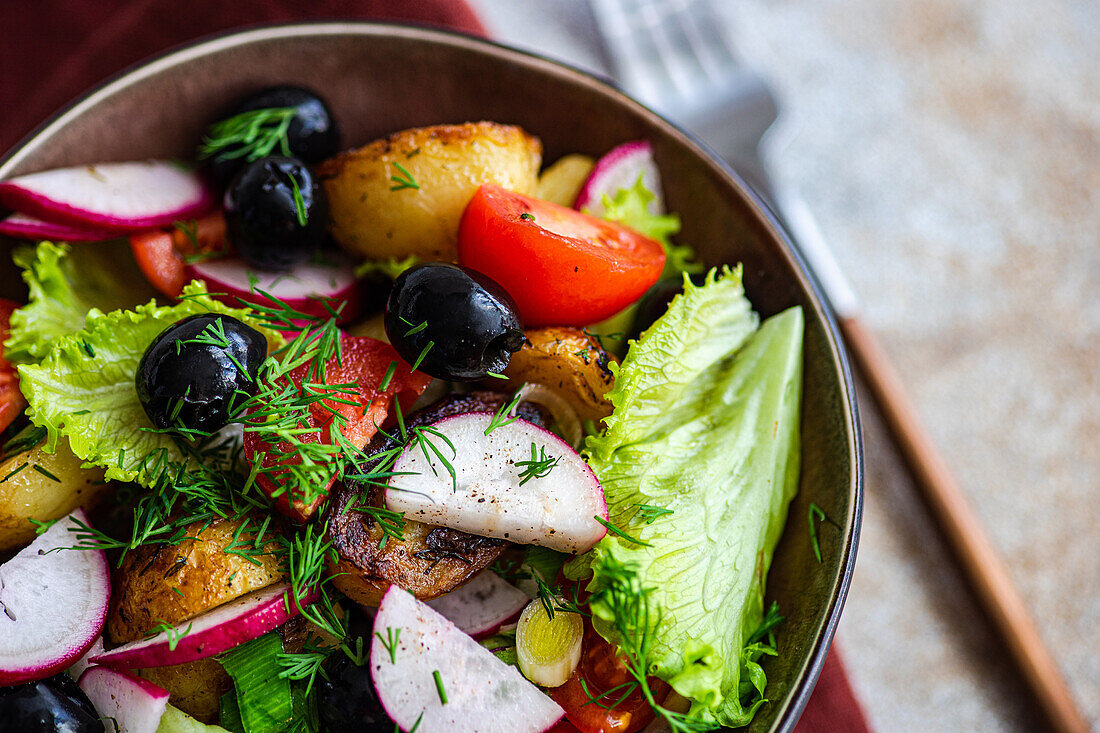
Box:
[205,86,340,186]
[224,156,328,271]
[316,651,391,733]
[385,263,525,381]
[628,273,708,341]
[0,673,105,733]
[136,314,267,433]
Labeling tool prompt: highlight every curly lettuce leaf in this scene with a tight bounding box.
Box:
[17,281,282,484]
[596,177,701,277]
[578,267,804,727]
[5,240,159,363]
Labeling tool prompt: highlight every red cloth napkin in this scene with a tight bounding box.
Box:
[0,2,871,731]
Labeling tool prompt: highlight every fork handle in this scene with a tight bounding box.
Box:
[839,315,1090,733]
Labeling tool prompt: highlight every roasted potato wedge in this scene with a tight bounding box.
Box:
[502,327,617,422]
[327,392,546,606]
[535,154,595,207]
[137,657,231,723]
[0,435,107,552]
[318,122,542,261]
[108,515,285,643]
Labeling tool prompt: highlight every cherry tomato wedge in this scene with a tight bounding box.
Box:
[0,299,27,433]
[457,185,665,327]
[243,333,430,522]
[550,623,668,733]
[130,213,227,298]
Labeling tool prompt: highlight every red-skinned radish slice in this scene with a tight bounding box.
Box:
[0,161,213,231]
[186,254,364,324]
[78,666,169,733]
[67,637,104,681]
[573,140,663,217]
[0,212,120,241]
[0,510,110,685]
[91,583,315,669]
[371,585,565,733]
[426,571,529,639]
[385,413,607,554]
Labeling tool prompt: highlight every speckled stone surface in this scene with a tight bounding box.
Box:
[473,1,1099,729]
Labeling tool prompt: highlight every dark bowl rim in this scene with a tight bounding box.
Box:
[0,20,863,733]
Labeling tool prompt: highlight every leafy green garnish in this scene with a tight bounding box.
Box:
[5,240,158,363]
[16,281,281,484]
[593,176,701,277]
[575,267,804,728]
[199,107,296,164]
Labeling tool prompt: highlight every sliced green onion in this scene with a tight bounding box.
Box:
[515,598,583,687]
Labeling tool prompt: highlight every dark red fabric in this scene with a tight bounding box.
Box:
[0,2,870,730]
[795,648,872,733]
[0,0,485,153]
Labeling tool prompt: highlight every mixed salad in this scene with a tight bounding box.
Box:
[0,86,804,733]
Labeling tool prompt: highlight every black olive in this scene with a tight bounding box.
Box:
[136,314,267,433]
[205,85,340,187]
[385,263,525,381]
[629,273,708,341]
[224,156,328,271]
[316,651,391,733]
[0,673,105,733]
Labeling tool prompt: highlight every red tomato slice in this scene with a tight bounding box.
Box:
[457,185,665,327]
[243,333,431,522]
[0,299,26,433]
[548,721,585,733]
[130,213,227,298]
[550,623,668,733]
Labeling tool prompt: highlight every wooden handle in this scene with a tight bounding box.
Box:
[839,315,1089,733]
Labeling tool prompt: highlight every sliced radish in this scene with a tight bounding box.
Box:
[0,160,213,231]
[426,571,529,639]
[67,636,104,680]
[515,599,583,688]
[78,666,169,733]
[187,253,364,323]
[91,584,314,669]
[0,212,120,241]
[0,510,110,685]
[573,140,664,217]
[385,413,607,554]
[371,585,564,733]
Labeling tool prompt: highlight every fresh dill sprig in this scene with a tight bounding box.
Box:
[588,557,719,733]
[375,627,401,664]
[288,172,308,226]
[199,107,296,163]
[633,503,673,524]
[276,636,336,694]
[389,162,420,191]
[515,443,559,486]
[145,619,193,652]
[432,670,448,705]
[484,392,523,436]
[808,503,828,563]
[353,504,407,549]
[594,515,651,546]
[411,425,457,492]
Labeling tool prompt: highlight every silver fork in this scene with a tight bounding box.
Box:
[588,0,858,318]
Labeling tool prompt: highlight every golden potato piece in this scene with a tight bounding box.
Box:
[535,154,595,207]
[0,435,107,552]
[318,122,542,261]
[108,515,285,644]
[137,657,231,724]
[502,328,617,422]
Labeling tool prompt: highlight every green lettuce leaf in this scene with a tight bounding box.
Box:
[595,177,702,277]
[578,267,804,727]
[5,240,159,363]
[17,281,282,484]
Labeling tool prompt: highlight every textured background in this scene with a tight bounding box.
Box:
[471,0,1100,730]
